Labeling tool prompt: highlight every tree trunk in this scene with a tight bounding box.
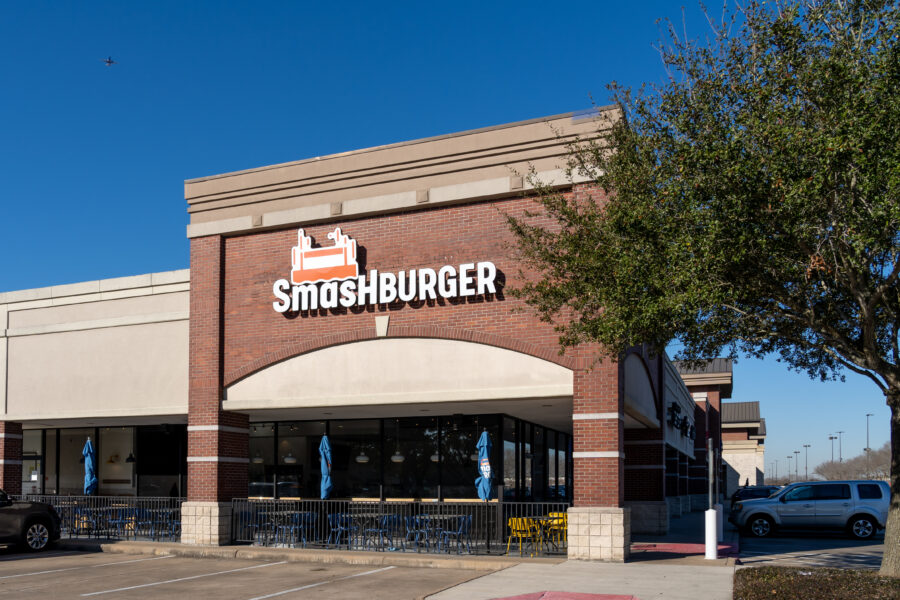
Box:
[879,387,900,577]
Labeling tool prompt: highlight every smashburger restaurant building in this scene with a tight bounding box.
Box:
[0,111,731,561]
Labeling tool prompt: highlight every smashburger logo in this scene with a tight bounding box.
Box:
[273,227,497,313]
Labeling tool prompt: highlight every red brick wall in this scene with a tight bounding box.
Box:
[722,429,750,441]
[189,186,626,506]
[0,422,23,495]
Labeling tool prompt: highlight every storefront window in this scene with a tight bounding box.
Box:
[59,428,93,495]
[522,423,533,500]
[332,420,381,499]
[276,421,323,498]
[547,431,558,499]
[384,417,439,499]
[502,417,517,500]
[249,423,276,497]
[21,430,42,495]
[45,430,58,494]
[99,428,136,496]
[135,425,186,497]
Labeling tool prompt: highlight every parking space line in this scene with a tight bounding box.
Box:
[80,561,288,596]
[0,555,173,580]
[0,550,72,562]
[247,566,396,600]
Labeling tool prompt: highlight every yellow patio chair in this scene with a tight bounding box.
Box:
[505,517,538,557]
[546,512,568,546]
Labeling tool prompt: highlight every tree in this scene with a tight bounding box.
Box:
[508,0,900,575]
[814,441,891,480]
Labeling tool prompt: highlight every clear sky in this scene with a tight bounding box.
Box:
[0,1,890,473]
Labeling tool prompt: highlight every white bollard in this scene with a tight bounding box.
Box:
[714,503,724,542]
[705,509,718,559]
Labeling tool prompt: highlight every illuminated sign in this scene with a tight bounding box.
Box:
[273,227,497,313]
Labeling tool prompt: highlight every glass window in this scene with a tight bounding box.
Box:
[547,431,557,499]
[502,417,517,500]
[58,428,93,495]
[276,421,325,499]
[45,430,58,495]
[533,427,546,500]
[249,423,276,497]
[384,417,439,499]
[522,423,533,500]
[135,425,186,497]
[814,484,851,500]
[98,428,136,496]
[857,484,883,500]
[21,430,42,495]
[784,485,815,501]
[331,420,381,499]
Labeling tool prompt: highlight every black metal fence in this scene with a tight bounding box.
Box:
[16,495,184,541]
[231,499,569,556]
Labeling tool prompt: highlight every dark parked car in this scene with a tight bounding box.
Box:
[0,489,61,551]
[730,485,780,510]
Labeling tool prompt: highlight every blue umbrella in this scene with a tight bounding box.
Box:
[319,435,333,499]
[83,438,98,496]
[475,430,493,501]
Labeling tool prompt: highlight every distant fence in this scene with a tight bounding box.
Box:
[232,498,569,556]
[16,495,184,541]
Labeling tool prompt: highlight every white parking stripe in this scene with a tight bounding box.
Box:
[0,555,172,580]
[0,550,72,562]
[80,561,288,596]
[247,566,396,600]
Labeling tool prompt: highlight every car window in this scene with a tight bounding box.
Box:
[857,484,883,500]
[814,484,851,500]
[748,489,770,498]
[784,485,815,501]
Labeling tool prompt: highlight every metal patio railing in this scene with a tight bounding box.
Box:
[16,494,184,541]
[231,498,569,556]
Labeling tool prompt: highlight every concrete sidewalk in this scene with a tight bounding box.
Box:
[425,560,734,600]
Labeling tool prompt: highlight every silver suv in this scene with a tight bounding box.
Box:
[729,480,889,539]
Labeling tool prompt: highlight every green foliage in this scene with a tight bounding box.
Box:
[509,0,900,395]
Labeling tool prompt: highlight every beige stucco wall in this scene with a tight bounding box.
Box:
[1,270,189,424]
[723,442,766,496]
[225,337,573,410]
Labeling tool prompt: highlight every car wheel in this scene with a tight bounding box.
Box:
[848,515,876,540]
[747,514,775,538]
[23,520,50,552]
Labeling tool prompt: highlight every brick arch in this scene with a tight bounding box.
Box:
[224,324,579,387]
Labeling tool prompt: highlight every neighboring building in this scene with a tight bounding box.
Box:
[721,401,766,496]
[0,110,734,561]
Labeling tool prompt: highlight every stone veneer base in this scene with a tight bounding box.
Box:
[567,507,630,562]
[624,501,669,535]
[180,501,233,546]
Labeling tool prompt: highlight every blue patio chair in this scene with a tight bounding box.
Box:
[326,513,356,549]
[275,512,316,548]
[440,515,473,554]
[365,514,404,551]
[133,508,155,539]
[109,508,136,539]
[73,507,99,538]
[404,516,428,551]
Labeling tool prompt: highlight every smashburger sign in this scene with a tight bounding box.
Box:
[273,227,497,313]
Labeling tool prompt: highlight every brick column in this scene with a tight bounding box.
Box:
[0,422,23,494]
[183,235,249,545]
[624,428,667,534]
[568,357,629,561]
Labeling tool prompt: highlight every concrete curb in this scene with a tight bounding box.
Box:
[58,540,559,572]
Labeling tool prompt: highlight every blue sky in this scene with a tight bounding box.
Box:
[0,1,890,471]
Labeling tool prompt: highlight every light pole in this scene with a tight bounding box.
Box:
[787,455,794,482]
[828,435,837,462]
[803,444,811,479]
[794,450,800,481]
[837,431,845,462]
[774,458,779,482]
[866,413,873,478]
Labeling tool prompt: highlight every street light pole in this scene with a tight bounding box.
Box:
[828,435,837,462]
[837,431,845,462]
[803,444,811,479]
[787,455,793,482]
[794,450,800,481]
[865,413,873,478]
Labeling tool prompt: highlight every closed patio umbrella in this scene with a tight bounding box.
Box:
[83,438,98,496]
[475,430,493,501]
[319,435,333,499]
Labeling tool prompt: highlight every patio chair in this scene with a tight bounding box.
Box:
[73,507,99,538]
[440,515,472,554]
[109,508,137,539]
[326,513,357,549]
[404,515,430,552]
[505,517,538,557]
[276,512,316,548]
[365,514,404,551]
[546,512,568,547]
[133,508,155,539]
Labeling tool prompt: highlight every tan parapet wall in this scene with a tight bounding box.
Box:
[185,109,620,237]
[1,269,190,424]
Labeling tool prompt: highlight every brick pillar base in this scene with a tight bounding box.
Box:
[180,501,232,545]
[624,501,668,534]
[0,422,23,495]
[567,507,630,561]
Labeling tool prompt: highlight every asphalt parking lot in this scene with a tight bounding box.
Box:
[738,531,885,570]
[0,549,482,599]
